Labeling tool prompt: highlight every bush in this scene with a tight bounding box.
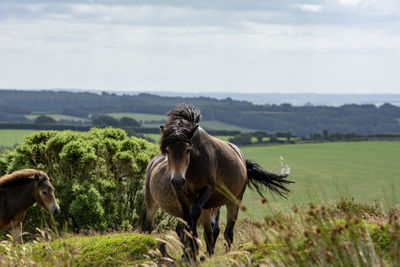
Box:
[229,133,252,146]
[92,115,119,127]
[119,117,140,127]
[0,128,158,233]
[35,115,57,124]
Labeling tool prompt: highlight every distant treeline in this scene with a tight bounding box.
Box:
[1,90,400,136]
[228,130,400,146]
[0,123,240,138]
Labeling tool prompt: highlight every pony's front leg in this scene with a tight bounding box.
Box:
[175,191,197,260]
[189,185,214,237]
[175,186,213,260]
[10,221,23,243]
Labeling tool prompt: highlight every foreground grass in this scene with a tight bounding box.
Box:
[2,199,398,266]
[0,233,157,266]
[151,199,400,266]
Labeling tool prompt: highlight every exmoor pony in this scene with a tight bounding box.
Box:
[141,104,293,259]
[0,169,60,242]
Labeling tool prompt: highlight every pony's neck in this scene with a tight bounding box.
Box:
[6,182,36,216]
[192,127,210,149]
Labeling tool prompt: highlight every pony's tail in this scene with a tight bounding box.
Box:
[246,157,294,198]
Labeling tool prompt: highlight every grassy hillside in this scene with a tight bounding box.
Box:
[240,141,400,220]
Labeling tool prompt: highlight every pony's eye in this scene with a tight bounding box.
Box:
[42,191,47,195]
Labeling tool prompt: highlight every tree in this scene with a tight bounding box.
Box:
[228,133,252,146]
[276,132,293,142]
[119,117,140,127]
[35,115,57,124]
[322,129,329,139]
[92,115,119,127]
[253,131,268,143]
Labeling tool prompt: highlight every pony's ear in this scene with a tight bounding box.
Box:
[34,172,46,182]
[160,125,165,134]
[189,124,199,139]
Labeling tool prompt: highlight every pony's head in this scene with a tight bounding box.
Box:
[160,104,201,191]
[33,172,60,215]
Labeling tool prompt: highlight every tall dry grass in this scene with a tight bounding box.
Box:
[144,198,400,266]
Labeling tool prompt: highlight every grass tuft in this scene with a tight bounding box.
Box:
[0,232,157,266]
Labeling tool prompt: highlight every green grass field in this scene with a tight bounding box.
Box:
[200,121,255,132]
[0,129,38,147]
[240,141,400,220]
[108,112,166,121]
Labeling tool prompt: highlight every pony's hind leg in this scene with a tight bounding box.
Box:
[224,183,246,251]
[140,197,159,233]
[224,202,240,251]
[211,208,221,246]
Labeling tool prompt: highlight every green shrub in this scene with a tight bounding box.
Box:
[0,128,158,233]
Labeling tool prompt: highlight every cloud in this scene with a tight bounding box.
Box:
[294,4,323,13]
[0,0,399,93]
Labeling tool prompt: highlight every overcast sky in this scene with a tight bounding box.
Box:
[0,0,399,94]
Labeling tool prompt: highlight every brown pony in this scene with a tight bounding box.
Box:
[0,169,60,242]
[141,104,293,259]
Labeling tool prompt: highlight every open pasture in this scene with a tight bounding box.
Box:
[240,141,400,219]
[108,112,166,121]
[0,129,38,147]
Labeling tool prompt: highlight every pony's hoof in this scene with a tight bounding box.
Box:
[180,254,189,263]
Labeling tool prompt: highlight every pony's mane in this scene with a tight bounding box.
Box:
[166,104,202,124]
[160,104,201,154]
[0,169,48,187]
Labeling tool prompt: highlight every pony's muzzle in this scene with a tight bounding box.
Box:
[50,204,61,215]
[171,177,186,191]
